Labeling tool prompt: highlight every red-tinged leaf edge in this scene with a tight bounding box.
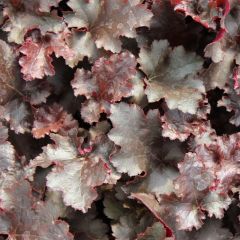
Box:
[131,193,175,239]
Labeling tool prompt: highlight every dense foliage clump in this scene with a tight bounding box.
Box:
[0,0,239,239]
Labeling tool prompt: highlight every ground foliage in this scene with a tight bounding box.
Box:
[0,0,239,239]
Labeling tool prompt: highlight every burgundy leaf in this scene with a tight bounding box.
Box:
[174,0,226,30]
[71,51,140,123]
[19,34,74,80]
[71,51,137,102]
[32,103,78,138]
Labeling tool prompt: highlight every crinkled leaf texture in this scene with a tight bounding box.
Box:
[32,103,78,138]
[19,34,74,80]
[130,132,240,233]
[218,79,240,126]
[0,0,240,239]
[160,103,210,142]
[27,132,120,212]
[174,0,225,29]
[71,51,142,123]
[71,51,137,102]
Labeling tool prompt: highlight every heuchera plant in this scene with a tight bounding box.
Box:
[0,0,240,239]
